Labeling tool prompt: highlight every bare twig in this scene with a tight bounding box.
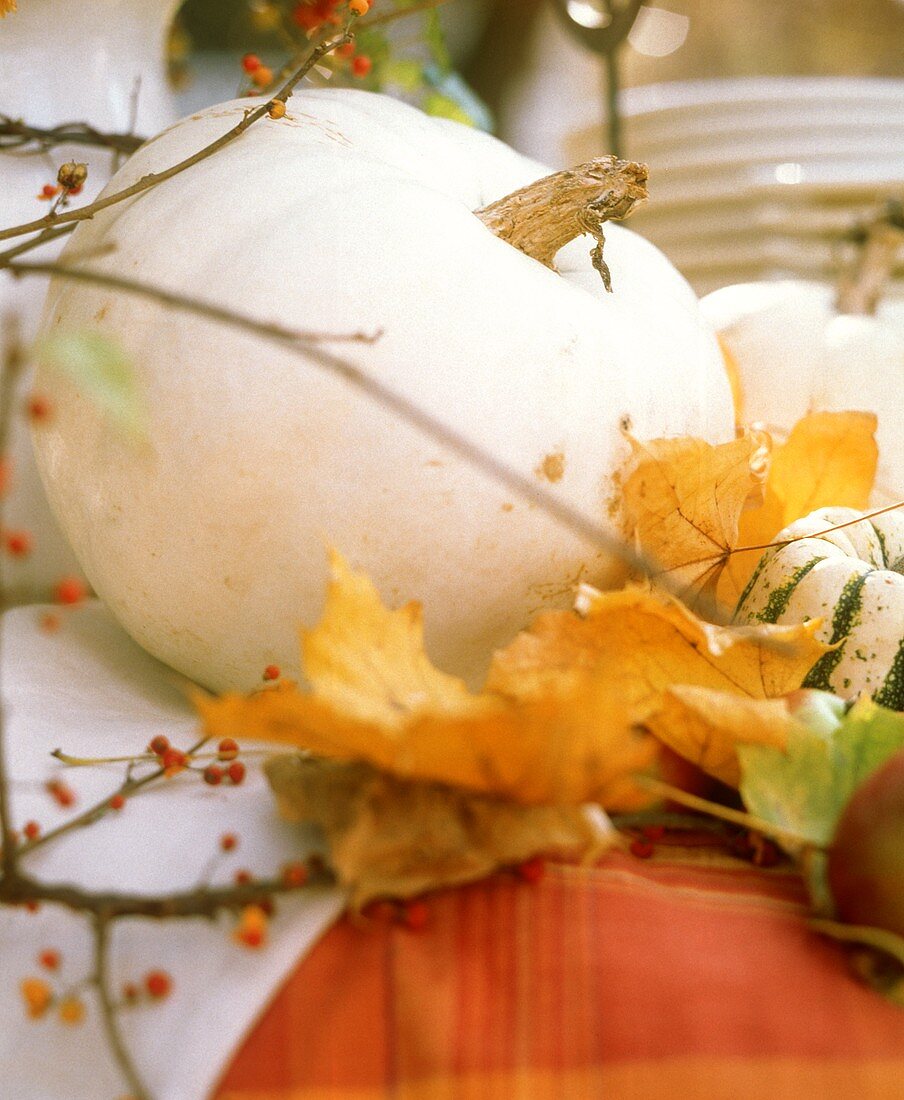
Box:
[7,259,379,346]
[20,737,210,858]
[0,319,24,881]
[93,914,150,1100]
[0,31,352,246]
[6,257,655,583]
[2,862,333,920]
[0,115,145,157]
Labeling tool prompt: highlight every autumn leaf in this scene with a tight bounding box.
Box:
[488,584,830,717]
[301,550,474,725]
[722,411,879,605]
[196,555,657,808]
[621,431,769,607]
[266,755,616,907]
[646,686,795,788]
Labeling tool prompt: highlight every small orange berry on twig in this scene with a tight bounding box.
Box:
[20,977,53,1019]
[267,99,286,120]
[5,530,33,558]
[54,576,86,606]
[351,55,372,78]
[251,65,273,88]
[144,970,172,1000]
[349,0,370,15]
[58,996,86,1025]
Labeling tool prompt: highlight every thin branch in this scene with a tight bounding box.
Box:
[0,116,145,157]
[0,30,353,246]
[637,776,812,854]
[93,914,150,1100]
[0,223,78,266]
[727,498,904,561]
[359,0,454,30]
[2,863,334,920]
[20,736,210,858]
[7,259,379,346]
[0,320,24,881]
[6,258,659,587]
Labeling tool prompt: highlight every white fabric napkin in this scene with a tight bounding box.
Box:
[0,601,345,1100]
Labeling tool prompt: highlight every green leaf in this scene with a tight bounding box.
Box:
[423,9,452,73]
[423,91,475,127]
[38,332,146,438]
[381,58,424,91]
[739,697,904,849]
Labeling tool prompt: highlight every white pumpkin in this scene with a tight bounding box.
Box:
[734,506,904,708]
[701,262,904,493]
[33,89,732,691]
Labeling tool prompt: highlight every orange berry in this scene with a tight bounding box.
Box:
[227,761,246,785]
[38,949,61,971]
[38,184,60,200]
[251,65,273,88]
[351,55,372,78]
[20,977,53,1018]
[5,530,33,558]
[234,904,268,949]
[241,52,262,73]
[144,970,172,1000]
[401,899,430,931]
[349,0,370,14]
[516,857,545,884]
[148,734,170,757]
[58,996,86,1025]
[161,748,188,776]
[26,394,52,422]
[267,99,286,120]
[262,664,280,681]
[336,41,356,58]
[217,737,239,761]
[54,576,86,605]
[221,832,238,852]
[109,793,126,811]
[629,836,655,859]
[23,820,40,841]
[282,861,308,888]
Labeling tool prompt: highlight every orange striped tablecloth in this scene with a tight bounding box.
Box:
[215,849,904,1099]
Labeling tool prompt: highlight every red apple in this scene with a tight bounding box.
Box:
[827,750,904,934]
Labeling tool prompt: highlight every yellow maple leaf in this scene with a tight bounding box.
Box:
[645,686,796,787]
[621,431,770,608]
[488,584,829,716]
[302,550,474,725]
[722,411,878,605]
[196,555,656,808]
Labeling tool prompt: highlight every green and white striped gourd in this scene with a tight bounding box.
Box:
[734,507,904,708]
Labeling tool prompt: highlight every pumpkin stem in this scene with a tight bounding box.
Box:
[473,157,648,292]
[835,201,904,316]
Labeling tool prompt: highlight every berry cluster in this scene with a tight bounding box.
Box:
[20,950,88,1026]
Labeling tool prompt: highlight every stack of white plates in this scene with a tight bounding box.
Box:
[619,78,904,295]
